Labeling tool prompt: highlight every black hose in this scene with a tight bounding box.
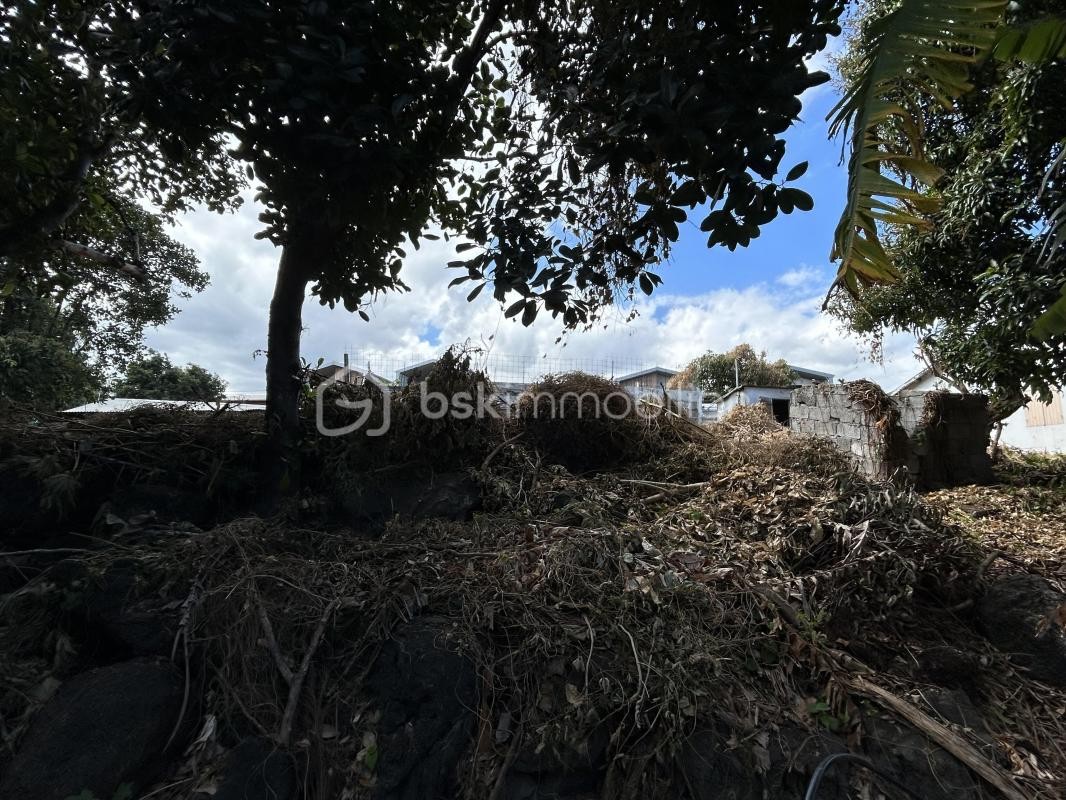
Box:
[804,752,926,800]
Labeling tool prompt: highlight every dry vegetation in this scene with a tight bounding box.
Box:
[1,392,1065,800]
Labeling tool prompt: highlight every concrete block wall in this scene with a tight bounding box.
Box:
[790,384,993,488]
[897,391,994,489]
[790,384,903,479]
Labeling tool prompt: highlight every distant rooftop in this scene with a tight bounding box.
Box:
[788,364,834,381]
[396,359,438,377]
[615,366,680,383]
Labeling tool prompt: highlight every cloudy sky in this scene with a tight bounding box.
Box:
[147,39,923,394]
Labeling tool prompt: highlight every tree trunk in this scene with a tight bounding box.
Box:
[265,232,316,488]
[990,421,1004,462]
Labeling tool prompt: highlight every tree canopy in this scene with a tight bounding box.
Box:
[830,0,1066,413]
[675,344,796,399]
[1,183,210,381]
[3,0,845,457]
[0,329,99,411]
[112,351,226,401]
[0,2,241,264]
[1,2,228,411]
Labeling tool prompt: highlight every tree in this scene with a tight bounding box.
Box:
[677,344,796,399]
[0,3,241,265]
[828,0,1066,412]
[0,330,99,411]
[5,1,844,471]
[1,180,211,380]
[112,352,226,401]
[826,0,1066,337]
[1,3,235,408]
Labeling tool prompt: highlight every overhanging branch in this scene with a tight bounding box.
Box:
[0,143,97,257]
[414,0,509,160]
[59,240,146,280]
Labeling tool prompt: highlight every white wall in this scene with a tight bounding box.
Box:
[719,386,793,416]
[999,399,1066,454]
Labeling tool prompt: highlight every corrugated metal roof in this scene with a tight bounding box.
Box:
[615,366,680,383]
[63,398,264,413]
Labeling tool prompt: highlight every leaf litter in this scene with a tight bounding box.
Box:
[1,405,1065,799]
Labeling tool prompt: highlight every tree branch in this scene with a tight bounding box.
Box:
[277,598,338,747]
[415,0,509,160]
[0,143,97,256]
[483,28,532,51]
[59,240,146,280]
[445,0,509,114]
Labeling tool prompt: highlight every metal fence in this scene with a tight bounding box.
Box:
[339,350,687,385]
[332,350,716,422]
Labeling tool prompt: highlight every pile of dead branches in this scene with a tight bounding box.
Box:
[0,405,266,526]
[3,412,1066,800]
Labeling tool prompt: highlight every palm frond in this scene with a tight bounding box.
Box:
[992,16,1066,62]
[828,0,1009,302]
[1033,147,1066,340]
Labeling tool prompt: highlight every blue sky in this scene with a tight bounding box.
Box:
[148,40,924,394]
[649,74,847,298]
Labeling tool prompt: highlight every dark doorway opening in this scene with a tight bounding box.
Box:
[771,398,790,425]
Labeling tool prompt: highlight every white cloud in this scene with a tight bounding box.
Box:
[146,197,923,394]
[777,265,826,289]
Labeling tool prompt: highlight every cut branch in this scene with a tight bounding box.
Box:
[845,674,1028,800]
[59,240,146,280]
[256,593,294,685]
[277,598,339,747]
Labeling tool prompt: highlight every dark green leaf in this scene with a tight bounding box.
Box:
[785,161,808,181]
[780,188,813,212]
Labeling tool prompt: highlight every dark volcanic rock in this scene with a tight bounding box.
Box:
[916,645,983,692]
[679,724,848,800]
[978,574,1066,686]
[410,472,482,520]
[367,616,477,800]
[502,728,608,800]
[0,659,186,800]
[212,737,297,800]
[339,470,481,525]
[677,727,761,800]
[863,689,985,800]
[59,560,179,659]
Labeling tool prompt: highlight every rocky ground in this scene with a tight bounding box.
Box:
[1,397,1065,800]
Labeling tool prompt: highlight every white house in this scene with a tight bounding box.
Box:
[395,359,438,386]
[716,385,794,423]
[711,365,835,424]
[893,368,1066,454]
[788,364,835,386]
